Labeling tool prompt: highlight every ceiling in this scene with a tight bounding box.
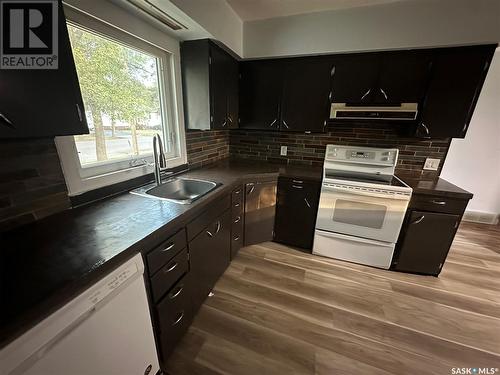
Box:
[226,0,409,21]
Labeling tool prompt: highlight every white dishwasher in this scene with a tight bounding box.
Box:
[0,253,160,375]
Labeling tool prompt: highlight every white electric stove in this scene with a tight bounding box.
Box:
[313,145,412,269]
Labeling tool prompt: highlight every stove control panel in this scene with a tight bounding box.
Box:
[326,145,398,166]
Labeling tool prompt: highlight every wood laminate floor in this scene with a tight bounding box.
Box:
[165,222,500,374]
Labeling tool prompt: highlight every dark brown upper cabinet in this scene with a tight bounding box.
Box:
[239,60,284,130]
[330,51,431,105]
[239,57,332,132]
[0,1,88,138]
[415,45,496,139]
[181,39,239,130]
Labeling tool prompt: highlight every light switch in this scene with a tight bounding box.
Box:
[423,158,441,171]
[280,146,287,156]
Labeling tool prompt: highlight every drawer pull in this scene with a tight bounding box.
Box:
[292,179,303,184]
[304,197,311,208]
[234,216,241,223]
[169,286,184,299]
[412,215,425,225]
[234,202,240,207]
[172,311,184,326]
[164,262,178,273]
[234,235,240,241]
[292,185,303,189]
[431,200,446,205]
[161,242,175,252]
[234,190,241,195]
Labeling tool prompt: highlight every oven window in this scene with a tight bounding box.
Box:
[332,199,387,229]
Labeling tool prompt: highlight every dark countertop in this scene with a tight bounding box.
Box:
[0,158,321,348]
[397,174,473,200]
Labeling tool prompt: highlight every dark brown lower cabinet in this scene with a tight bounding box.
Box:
[189,209,231,312]
[274,177,321,250]
[244,180,277,246]
[393,211,460,276]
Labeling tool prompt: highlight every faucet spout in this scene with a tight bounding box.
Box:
[153,134,167,186]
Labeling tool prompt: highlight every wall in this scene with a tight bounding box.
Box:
[230,124,450,177]
[441,50,500,222]
[186,130,230,169]
[243,0,500,58]
[0,139,70,232]
[171,0,243,57]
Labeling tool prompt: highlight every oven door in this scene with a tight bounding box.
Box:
[316,183,409,243]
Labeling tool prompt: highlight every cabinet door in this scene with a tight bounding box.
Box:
[280,57,332,132]
[374,51,432,104]
[210,44,230,129]
[239,60,283,130]
[244,181,277,245]
[330,53,380,104]
[0,2,88,138]
[274,179,320,250]
[189,210,231,312]
[394,211,460,276]
[226,56,239,129]
[416,45,495,138]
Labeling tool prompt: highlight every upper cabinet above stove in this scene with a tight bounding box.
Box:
[181,39,239,131]
[0,1,89,139]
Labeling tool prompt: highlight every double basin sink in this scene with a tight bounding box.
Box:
[131,177,220,204]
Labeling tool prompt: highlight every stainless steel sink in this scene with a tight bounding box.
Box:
[130,177,220,204]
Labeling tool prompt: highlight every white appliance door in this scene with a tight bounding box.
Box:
[316,183,409,243]
[313,229,395,269]
[0,254,160,375]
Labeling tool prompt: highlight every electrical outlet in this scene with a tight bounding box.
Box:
[423,158,441,171]
[280,146,287,156]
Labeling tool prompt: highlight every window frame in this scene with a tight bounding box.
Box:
[56,5,187,196]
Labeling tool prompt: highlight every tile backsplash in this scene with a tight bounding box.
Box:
[0,125,449,231]
[0,138,70,232]
[229,123,451,177]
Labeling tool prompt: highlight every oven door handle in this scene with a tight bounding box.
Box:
[321,184,411,201]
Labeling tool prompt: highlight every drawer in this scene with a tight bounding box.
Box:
[151,248,189,303]
[187,195,231,241]
[231,185,243,204]
[156,273,192,334]
[158,299,193,361]
[231,220,244,259]
[146,228,187,275]
[409,194,469,215]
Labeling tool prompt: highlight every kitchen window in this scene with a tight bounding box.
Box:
[56,7,186,195]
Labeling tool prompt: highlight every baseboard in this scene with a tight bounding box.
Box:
[462,211,499,225]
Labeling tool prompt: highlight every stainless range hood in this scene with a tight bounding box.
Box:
[330,103,418,121]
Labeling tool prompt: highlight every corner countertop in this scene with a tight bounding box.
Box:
[0,158,321,348]
[397,174,473,200]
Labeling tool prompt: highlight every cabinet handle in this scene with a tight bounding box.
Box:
[161,242,175,252]
[247,185,255,195]
[292,185,303,189]
[431,200,446,205]
[304,197,311,208]
[292,179,303,184]
[360,89,371,101]
[330,65,336,77]
[234,202,240,207]
[228,116,233,124]
[234,235,240,241]
[0,112,14,128]
[76,103,83,122]
[169,286,184,299]
[328,91,333,102]
[234,216,241,223]
[282,120,290,129]
[269,119,277,128]
[222,119,227,127]
[411,215,425,225]
[172,311,185,326]
[234,189,241,195]
[164,262,178,273]
[419,122,430,136]
[215,220,222,235]
[379,88,388,100]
